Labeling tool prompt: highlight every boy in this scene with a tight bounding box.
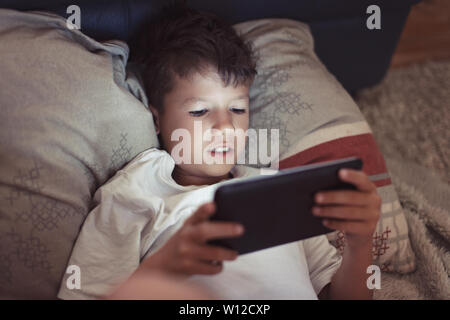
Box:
[58,4,381,300]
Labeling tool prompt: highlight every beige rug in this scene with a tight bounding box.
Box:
[355,60,450,183]
[353,60,450,299]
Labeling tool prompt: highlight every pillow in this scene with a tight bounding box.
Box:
[0,9,158,298]
[234,19,416,274]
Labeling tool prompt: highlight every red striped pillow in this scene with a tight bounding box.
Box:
[279,123,414,272]
[235,18,416,273]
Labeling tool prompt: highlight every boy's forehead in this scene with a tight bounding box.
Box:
[181,95,249,105]
[174,69,227,90]
[169,71,250,104]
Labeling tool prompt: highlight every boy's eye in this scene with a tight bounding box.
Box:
[231,107,246,114]
[189,109,208,117]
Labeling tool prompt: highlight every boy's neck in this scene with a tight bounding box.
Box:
[172,166,233,186]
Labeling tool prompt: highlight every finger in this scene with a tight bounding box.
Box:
[185,202,216,225]
[184,260,224,275]
[192,221,244,242]
[315,190,370,206]
[312,206,368,221]
[338,169,376,192]
[321,219,374,236]
[190,244,238,262]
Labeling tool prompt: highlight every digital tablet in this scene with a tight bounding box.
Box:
[209,157,363,255]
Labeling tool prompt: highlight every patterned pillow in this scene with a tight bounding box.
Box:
[0,9,158,298]
[235,19,416,273]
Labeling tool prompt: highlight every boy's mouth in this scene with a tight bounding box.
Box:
[207,145,234,157]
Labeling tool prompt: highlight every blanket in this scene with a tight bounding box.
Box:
[374,155,450,299]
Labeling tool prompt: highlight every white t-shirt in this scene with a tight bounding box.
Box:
[57,148,342,300]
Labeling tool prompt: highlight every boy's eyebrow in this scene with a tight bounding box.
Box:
[231,95,249,102]
[181,98,209,105]
[182,95,249,105]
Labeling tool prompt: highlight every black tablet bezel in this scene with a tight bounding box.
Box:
[209,157,363,255]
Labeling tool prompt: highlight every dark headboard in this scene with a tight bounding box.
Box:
[0,0,420,93]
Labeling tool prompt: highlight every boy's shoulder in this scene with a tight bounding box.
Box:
[94,147,171,197]
[120,147,169,172]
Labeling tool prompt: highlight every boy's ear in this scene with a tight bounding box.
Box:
[148,104,160,135]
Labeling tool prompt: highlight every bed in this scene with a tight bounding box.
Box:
[2,0,447,300]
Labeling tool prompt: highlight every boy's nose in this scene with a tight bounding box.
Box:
[211,113,235,132]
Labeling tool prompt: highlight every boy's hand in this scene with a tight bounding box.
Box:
[141,202,244,276]
[312,169,381,250]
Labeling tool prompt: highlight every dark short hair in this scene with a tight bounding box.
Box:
[133,2,257,112]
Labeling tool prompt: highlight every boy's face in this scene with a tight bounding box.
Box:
[149,68,250,183]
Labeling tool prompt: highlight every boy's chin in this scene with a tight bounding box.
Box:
[198,163,236,178]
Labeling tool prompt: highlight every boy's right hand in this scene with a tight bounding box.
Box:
[141,202,244,276]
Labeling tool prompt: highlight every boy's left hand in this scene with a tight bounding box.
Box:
[312,168,381,250]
